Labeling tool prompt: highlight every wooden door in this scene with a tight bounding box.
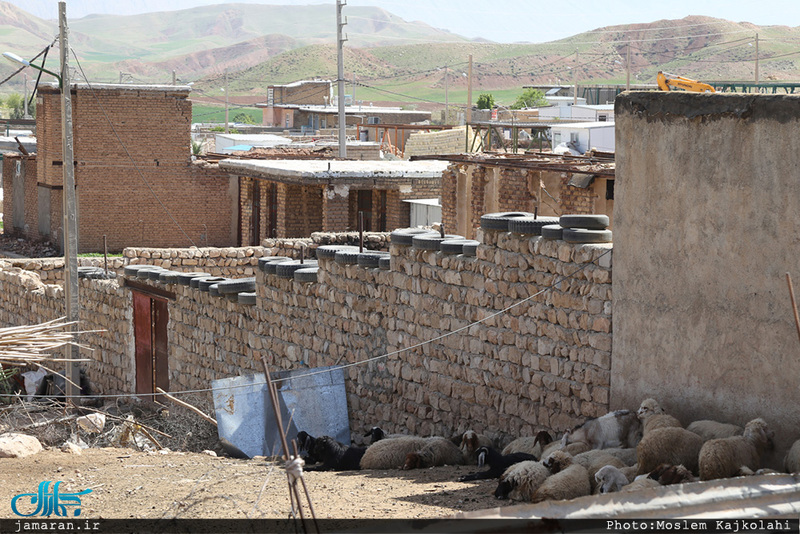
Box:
[266,183,278,238]
[133,291,169,398]
[250,180,261,246]
[357,190,372,232]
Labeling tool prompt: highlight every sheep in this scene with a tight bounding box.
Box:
[363,426,405,444]
[494,461,550,501]
[636,427,705,475]
[573,450,626,492]
[637,398,682,435]
[648,463,696,485]
[619,464,639,483]
[594,465,629,494]
[501,430,553,457]
[303,435,366,471]
[686,420,744,442]
[698,418,774,481]
[531,450,591,503]
[403,437,465,469]
[621,477,661,492]
[458,446,538,481]
[784,439,800,473]
[459,430,493,465]
[562,410,642,450]
[296,431,320,464]
[602,447,638,466]
[360,436,431,470]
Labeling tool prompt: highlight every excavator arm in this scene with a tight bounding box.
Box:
[657,71,715,93]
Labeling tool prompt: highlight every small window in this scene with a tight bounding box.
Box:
[367,117,380,125]
[570,132,578,144]
[606,179,615,200]
[553,132,561,144]
[598,114,607,122]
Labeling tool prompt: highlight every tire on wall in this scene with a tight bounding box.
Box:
[562,228,612,244]
[480,212,535,231]
[390,228,438,246]
[559,214,610,230]
[508,216,560,235]
[541,225,564,240]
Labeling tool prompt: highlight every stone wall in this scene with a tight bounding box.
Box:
[0,228,612,447]
[614,91,800,465]
[404,127,473,158]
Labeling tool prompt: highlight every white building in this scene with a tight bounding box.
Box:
[550,121,615,153]
[537,96,588,119]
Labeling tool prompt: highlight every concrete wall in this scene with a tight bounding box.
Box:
[613,92,800,465]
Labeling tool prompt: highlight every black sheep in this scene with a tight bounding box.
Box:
[35,368,97,405]
[304,435,366,472]
[296,431,320,465]
[458,446,538,481]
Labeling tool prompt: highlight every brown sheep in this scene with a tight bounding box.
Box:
[636,427,704,475]
[637,398,682,435]
[698,418,774,481]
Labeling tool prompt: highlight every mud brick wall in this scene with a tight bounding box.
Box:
[403,127,472,158]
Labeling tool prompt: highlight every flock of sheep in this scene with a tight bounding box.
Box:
[296,399,800,504]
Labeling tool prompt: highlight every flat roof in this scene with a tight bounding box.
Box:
[551,121,616,129]
[39,82,191,93]
[573,104,615,111]
[219,159,449,184]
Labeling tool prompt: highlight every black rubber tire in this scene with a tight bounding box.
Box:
[137,267,164,280]
[390,228,438,246]
[559,214,610,230]
[263,258,294,275]
[438,239,468,254]
[480,212,535,231]
[225,292,240,302]
[177,272,211,286]
[334,250,360,265]
[276,260,319,279]
[209,283,222,297]
[508,216,560,235]
[316,245,359,260]
[294,267,319,283]
[78,266,103,274]
[148,268,168,281]
[216,277,256,294]
[258,256,292,272]
[541,224,564,240]
[562,228,613,244]
[462,242,479,257]
[123,264,153,277]
[80,270,116,280]
[158,270,181,284]
[378,256,391,270]
[197,276,228,291]
[238,292,257,305]
[412,234,464,251]
[190,275,215,289]
[357,252,390,268]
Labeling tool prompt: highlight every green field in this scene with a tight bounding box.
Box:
[192,105,262,124]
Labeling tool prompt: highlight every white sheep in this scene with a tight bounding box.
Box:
[460,430,493,465]
[602,447,638,466]
[686,420,743,441]
[501,430,553,457]
[574,450,626,492]
[621,477,661,492]
[784,439,800,473]
[403,437,465,469]
[494,460,550,501]
[562,410,642,450]
[637,398,682,435]
[360,436,429,470]
[636,426,704,475]
[594,465,629,494]
[698,418,774,481]
[531,449,591,503]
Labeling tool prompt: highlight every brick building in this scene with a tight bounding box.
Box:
[218,159,447,243]
[3,83,236,252]
[435,153,615,239]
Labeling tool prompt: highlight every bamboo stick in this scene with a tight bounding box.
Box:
[155,387,217,426]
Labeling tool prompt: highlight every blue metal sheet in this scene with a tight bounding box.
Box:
[211,366,349,458]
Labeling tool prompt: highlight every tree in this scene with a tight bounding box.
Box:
[510,88,547,110]
[232,112,255,124]
[476,93,495,110]
[6,93,35,119]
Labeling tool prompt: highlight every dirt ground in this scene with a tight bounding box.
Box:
[0,447,504,520]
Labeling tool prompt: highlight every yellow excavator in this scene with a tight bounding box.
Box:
[657,71,716,93]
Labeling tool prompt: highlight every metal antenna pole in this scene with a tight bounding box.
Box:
[60,1,80,404]
[336,0,347,158]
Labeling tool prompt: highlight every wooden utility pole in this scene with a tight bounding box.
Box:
[336,0,347,157]
[755,33,759,87]
[626,44,631,91]
[224,69,229,134]
[466,54,473,124]
[444,64,448,124]
[59,1,80,404]
[573,49,578,105]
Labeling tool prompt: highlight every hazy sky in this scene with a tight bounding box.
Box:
[16,0,800,43]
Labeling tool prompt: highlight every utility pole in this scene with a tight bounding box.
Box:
[466,54,473,124]
[336,0,347,157]
[573,49,578,105]
[23,72,29,118]
[626,44,631,91]
[172,70,176,85]
[444,64,449,124]
[352,73,356,105]
[59,1,80,404]
[224,68,229,134]
[755,33,759,88]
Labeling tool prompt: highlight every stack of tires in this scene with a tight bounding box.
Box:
[541,214,612,243]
